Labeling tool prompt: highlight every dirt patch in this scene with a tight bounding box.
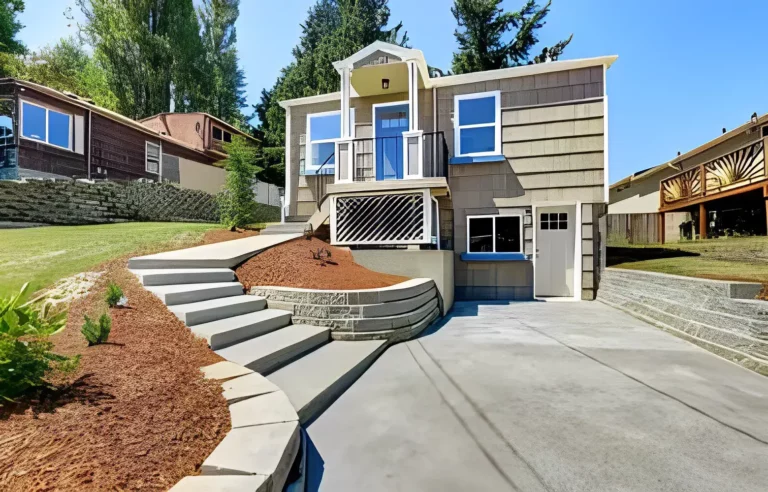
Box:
[236,237,409,291]
[0,258,230,490]
[201,228,260,245]
[30,272,103,308]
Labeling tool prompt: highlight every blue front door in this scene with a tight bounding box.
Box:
[375,104,409,180]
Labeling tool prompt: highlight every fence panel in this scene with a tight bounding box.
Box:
[607,213,660,245]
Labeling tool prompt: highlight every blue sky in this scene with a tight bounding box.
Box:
[21,1,768,183]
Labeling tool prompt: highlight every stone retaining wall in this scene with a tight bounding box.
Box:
[0,179,219,225]
[249,279,440,342]
[599,268,768,374]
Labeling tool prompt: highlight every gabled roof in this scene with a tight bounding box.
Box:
[140,112,259,143]
[3,78,213,160]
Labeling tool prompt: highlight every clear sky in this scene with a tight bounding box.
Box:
[20,0,768,183]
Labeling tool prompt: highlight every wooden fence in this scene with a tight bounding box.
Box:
[607,213,661,245]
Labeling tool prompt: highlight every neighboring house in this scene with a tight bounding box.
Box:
[279,41,615,301]
[610,113,768,243]
[0,78,226,195]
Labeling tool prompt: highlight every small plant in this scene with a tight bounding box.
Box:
[0,283,78,401]
[105,282,124,308]
[81,313,112,346]
[310,247,335,266]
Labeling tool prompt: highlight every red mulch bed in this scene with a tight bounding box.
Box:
[236,237,409,290]
[0,232,242,490]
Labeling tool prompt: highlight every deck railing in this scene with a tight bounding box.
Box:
[660,140,766,208]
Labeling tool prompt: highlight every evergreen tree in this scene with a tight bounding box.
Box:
[450,0,572,74]
[219,136,260,230]
[0,0,25,77]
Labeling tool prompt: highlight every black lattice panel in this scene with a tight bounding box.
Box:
[335,193,425,244]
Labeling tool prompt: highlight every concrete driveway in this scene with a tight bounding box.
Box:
[306,301,768,492]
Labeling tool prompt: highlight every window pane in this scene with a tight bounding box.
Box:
[458,96,496,126]
[223,131,232,143]
[558,221,568,230]
[550,213,559,222]
[310,113,341,141]
[540,214,548,223]
[312,142,335,168]
[495,217,521,252]
[0,114,13,147]
[559,213,568,221]
[541,221,549,230]
[48,110,70,148]
[468,217,493,253]
[459,126,495,154]
[22,103,46,142]
[213,127,223,140]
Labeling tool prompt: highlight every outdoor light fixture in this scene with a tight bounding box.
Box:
[382,78,390,90]
[751,112,758,124]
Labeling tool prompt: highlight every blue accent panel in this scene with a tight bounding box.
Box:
[449,154,506,165]
[460,252,527,262]
[375,103,408,181]
[458,97,496,126]
[48,110,70,149]
[309,113,341,141]
[22,102,46,142]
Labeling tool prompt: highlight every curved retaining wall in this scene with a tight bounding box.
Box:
[599,268,768,374]
[249,278,440,342]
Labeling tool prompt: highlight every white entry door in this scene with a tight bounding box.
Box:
[535,206,575,297]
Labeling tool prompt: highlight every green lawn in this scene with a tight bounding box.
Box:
[609,236,768,284]
[0,222,222,298]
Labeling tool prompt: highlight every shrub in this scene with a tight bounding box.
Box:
[0,283,78,401]
[81,313,112,346]
[105,282,124,308]
[219,136,261,230]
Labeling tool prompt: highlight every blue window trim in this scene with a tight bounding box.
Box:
[449,154,506,165]
[453,90,501,158]
[461,252,527,262]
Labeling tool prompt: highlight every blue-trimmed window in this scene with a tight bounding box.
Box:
[467,215,522,253]
[21,101,72,150]
[454,91,500,157]
[305,109,355,175]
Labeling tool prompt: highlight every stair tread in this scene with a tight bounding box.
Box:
[267,340,385,417]
[131,268,234,275]
[215,324,329,369]
[131,268,235,286]
[147,281,243,294]
[192,309,292,337]
[170,295,265,313]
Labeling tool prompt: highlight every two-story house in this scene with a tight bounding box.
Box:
[279,42,616,302]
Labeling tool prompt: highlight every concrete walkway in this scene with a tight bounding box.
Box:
[306,301,768,491]
[128,233,301,269]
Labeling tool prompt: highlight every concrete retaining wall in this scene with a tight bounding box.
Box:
[249,279,440,342]
[599,268,768,374]
[351,250,454,314]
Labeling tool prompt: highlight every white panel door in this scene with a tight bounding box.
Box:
[535,206,575,297]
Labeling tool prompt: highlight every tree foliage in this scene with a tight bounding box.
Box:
[0,0,25,56]
[219,136,260,230]
[254,0,407,187]
[450,0,572,74]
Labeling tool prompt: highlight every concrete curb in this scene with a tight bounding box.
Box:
[605,267,763,300]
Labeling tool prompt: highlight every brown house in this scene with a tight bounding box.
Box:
[0,79,234,194]
[140,112,259,160]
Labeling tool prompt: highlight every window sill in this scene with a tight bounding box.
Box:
[449,154,506,165]
[460,252,527,262]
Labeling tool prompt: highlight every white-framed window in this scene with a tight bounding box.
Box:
[212,125,232,143]
[540,212,568,230]
[146,141,161,174]
[20,100,72,151]
[454,90,501,157]
[467,214,522,253]
[305,108,355,175]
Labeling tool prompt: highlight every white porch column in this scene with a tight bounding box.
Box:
[340,67,351,137]
[406,61,419,131]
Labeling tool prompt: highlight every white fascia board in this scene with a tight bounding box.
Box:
[279,92,341,109]
[332,41,425,70]
[428,55,619,89]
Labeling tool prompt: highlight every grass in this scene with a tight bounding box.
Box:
[0,222,222,298]
[608,236,768,284]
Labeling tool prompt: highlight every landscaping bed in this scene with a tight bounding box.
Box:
[0,227,259,490]
[236,237,409,291]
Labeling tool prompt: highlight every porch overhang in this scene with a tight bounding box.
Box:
[326,177,450,197]
[349,62,426,97]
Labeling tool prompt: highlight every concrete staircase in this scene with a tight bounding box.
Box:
[261,216,311,236]
[599,268,768,366]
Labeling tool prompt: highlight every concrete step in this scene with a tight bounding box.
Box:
[261,223,307,235]
[192,309,293,350]
[147,282,244,306]
[170,295,267,326]
[286,215,311,223]
[131,268,235,287]
[267,340,387,424]
[215,324,330,374]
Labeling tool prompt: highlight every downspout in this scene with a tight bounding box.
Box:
[87,109,92,179]
[431,195,440,250]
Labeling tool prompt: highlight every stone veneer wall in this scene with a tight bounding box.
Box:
[0,179,220,225]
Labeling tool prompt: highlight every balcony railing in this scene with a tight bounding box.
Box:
[334,131,449,183]
[660,140,766,208]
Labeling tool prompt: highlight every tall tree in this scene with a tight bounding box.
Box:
[450,0,572,74]
[23,37,119,111]
[254,0,407,186]
[0,0,25,77]
[197,0,247,125]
